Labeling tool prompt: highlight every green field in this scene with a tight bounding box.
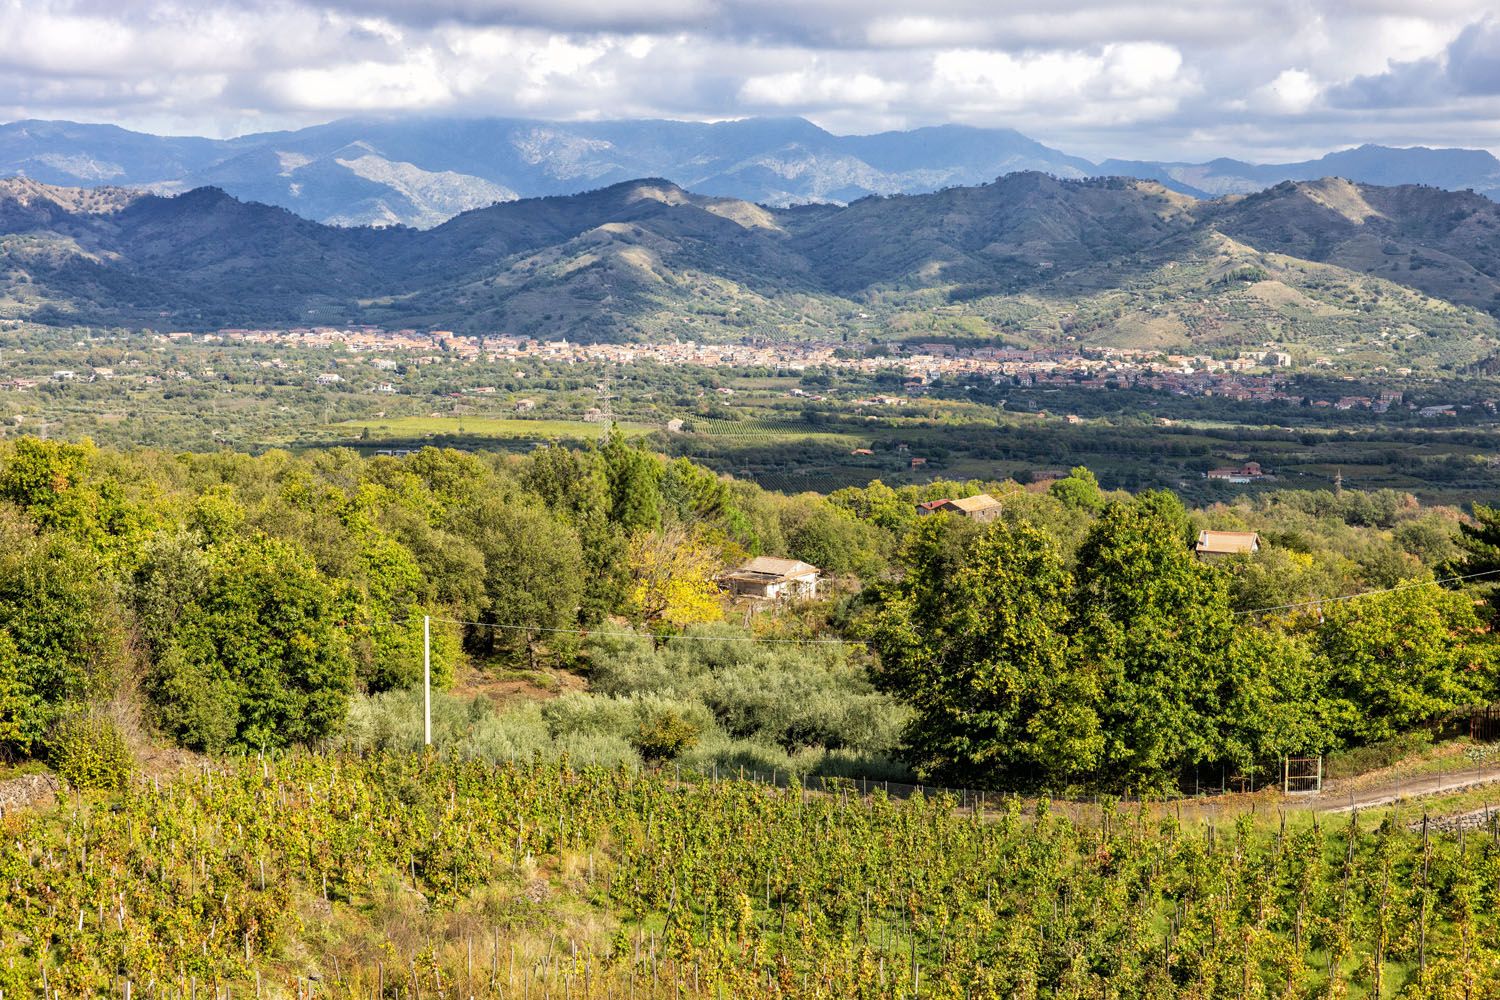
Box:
[333,415,656,443]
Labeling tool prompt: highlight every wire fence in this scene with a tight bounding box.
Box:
[669,762,994,812]
[658,758,1346,819]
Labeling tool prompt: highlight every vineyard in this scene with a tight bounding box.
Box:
[1,754,1499,998]
[691,420,859,444]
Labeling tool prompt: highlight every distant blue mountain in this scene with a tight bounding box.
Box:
[1097,144,1500,200]
[2,116,1496,228]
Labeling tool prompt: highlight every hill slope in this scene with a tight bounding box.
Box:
[3,173,1499,365]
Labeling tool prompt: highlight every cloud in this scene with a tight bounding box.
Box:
[319,0,716,32]
[0,0,1498,161]
[739,69,906,109]
[1331,15,1500,109]
[1447,16,1500,94]
[1251,69,1322,114]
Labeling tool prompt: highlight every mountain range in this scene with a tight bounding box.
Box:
[5,172,1500,371]
[3,116,1499,229]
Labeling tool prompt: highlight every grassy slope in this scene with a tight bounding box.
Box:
[6,175,1500,369]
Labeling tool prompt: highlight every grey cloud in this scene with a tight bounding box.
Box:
[317,0,718,32]
[1448,17,1500,94]
[1330,16,1500,109]
[1330,59,1451,109]
[4,0,1500,161]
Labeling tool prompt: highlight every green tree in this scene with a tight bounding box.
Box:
[779,494,885,577]
[1072,491,1237,791]
[1452,502,1500,615]
[466,496,585,667]
[828,479,915,533]
[524,444,629,624]
[659,457,731,524]
[0,508,125,745]
[1048,466,1107,513]
[601,429,662,533]
[1306,584,1498,744]
[0,631,41,758]
[0,437,158,564]
[138,532,355,751]
[1216,626,1335,771]
[866,516,1084,788]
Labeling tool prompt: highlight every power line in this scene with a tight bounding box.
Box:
[379,569,1500,641]
[1232,566,1500,617]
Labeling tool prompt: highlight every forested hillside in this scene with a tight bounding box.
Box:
[1,434,1495,797]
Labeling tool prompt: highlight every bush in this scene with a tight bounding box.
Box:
[678,735,800,779]
[1325,730,1434,779]
[48,714,133,791]
[632,707,700,762]
[586,625,910,757]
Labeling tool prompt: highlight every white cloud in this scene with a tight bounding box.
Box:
[1,0,1500,159]
[927,42,1191,125]
[740,69,905,107]
[864,16,983,48]
[1100,42,1183,96]
[1253,69,1321,114]
[262,58,453,111]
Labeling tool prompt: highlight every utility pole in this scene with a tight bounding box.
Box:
[423,615,431,746]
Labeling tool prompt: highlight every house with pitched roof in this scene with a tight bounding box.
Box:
[1195,530,1260,560]
[720,557,821,600]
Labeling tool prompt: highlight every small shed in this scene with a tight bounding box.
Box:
[720,557,821,600]
[1195,530,1260,560]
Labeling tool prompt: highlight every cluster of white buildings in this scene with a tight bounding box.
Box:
[180,328,1313,400]
[6,327,1453,416]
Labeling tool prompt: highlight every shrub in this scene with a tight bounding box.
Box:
[48,714,133,791]
[678,735,799,779]
[632,707,700,762]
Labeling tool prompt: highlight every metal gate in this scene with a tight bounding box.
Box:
[1283,756,1323,794]
[1474,705,1500,743]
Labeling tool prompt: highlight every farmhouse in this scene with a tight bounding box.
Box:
[1195,530,1261,560]
[720,557,821,601]
[943,494,1005,521]
[914,494,1005,520]
[1206,461,1265,483]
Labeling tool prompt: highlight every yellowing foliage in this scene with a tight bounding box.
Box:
[626,527,724,628]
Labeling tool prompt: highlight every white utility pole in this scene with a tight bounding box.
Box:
[423,615,432,746]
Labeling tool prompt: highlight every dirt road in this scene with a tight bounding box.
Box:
[1312,765,1500,813]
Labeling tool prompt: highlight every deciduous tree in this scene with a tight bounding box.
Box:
[865,516,1083,788]
[626,527,724,631]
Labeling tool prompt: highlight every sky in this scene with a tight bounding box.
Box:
[2,0,1500,162]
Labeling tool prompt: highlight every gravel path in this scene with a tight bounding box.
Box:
[1313,765,1500,814]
